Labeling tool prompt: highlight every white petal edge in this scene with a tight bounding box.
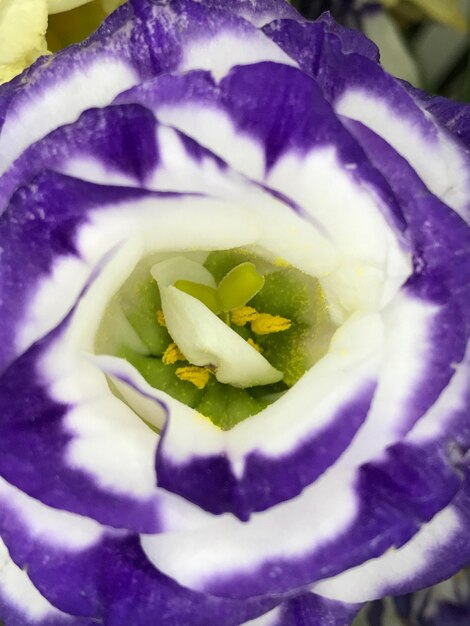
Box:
[335,89,470,218]
[178,27,298,81]
[312,503,462,603]
[0,56,139,177]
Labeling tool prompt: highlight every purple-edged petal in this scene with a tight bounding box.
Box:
[0,473,278,625]
[0,2,147,178]
[0,537,90,626]
[118,63,411,314]
[0,476,107,617]
[97,536,280,626]
[240,592,360,626]
[138,186,468,596]
[97,315,381,518]
[263,12,380,72]
[262,16,470,220]
[311,358,470,604]
[0,103,160,212]
[272,592,360,626]
[138,310,469,601]
[0,0,297,180]
[405,84,470,151]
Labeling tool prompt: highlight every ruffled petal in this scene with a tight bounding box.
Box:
[0,0,297,179]
[117,63,411,312]
[262,16,470,221]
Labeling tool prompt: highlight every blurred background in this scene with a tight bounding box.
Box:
[290,0,470,101]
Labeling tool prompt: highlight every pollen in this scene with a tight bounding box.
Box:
[230,306,259,326]
[156,309,166,327]
[247,338,262,353]
[273,257,290,268]
[162,343,186,365]
[176,366,212,389]
[251,313,292,335]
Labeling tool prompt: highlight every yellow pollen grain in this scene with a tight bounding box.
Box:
[175,366,212,389]
[156,309,166,327]
[247,338,262,353]
[230,306,259,326]
[162,343,186,365]
[251,313,292,335]
[273,256,290,268]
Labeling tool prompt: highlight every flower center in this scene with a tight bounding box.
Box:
[95,249,335,430]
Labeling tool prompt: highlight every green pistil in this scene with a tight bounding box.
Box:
[217,262,265,311]
[173,262,265,314]
[173,280,221,314]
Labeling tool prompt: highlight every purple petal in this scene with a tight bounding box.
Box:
[264,17,470,219]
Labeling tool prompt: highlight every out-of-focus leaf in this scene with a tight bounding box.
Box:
[47,0,123,51]
[362,8,421,85]
[47,0,93,15]
[382,0,469,32]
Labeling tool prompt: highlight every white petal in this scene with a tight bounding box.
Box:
[157,284,283,387]
[150,256,216,289]
[313,504,461,603]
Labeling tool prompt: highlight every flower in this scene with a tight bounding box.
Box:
[0,1,469,625]
[0,0,124,85]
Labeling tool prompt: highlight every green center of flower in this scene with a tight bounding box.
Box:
[95,249,334,430]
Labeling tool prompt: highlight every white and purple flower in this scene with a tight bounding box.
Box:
[0,1,469,625]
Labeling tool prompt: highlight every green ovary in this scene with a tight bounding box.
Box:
[95,248,334,431]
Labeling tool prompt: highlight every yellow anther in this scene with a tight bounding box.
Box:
[273,257,290,268]
[156,309,166,327]
[251,313,292,335]
[162,343,186,365]
[175,366,212,389]
[230,306,259,326]
[247,338,262,353]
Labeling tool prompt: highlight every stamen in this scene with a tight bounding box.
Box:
[176,365,212,389]
[162,342,186,365]
[156,309,166,327]
[251,313,292,335]
[247,338,262,353]
[230,306,259,326]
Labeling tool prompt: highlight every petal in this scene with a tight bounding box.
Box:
[263,16,470,220]
[0,2,143,176]
[117,63,411,313]
[263,13,380,71]
[0,0,297,177]
[0,536,88,626]
[0,474,281,625]
[0,476,106,616]
[153,313,381,517]
[411,87,470,151]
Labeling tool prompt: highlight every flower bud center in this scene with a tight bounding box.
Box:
[95,249,335,430]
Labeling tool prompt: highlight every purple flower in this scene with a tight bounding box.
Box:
[0,1,468,625]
